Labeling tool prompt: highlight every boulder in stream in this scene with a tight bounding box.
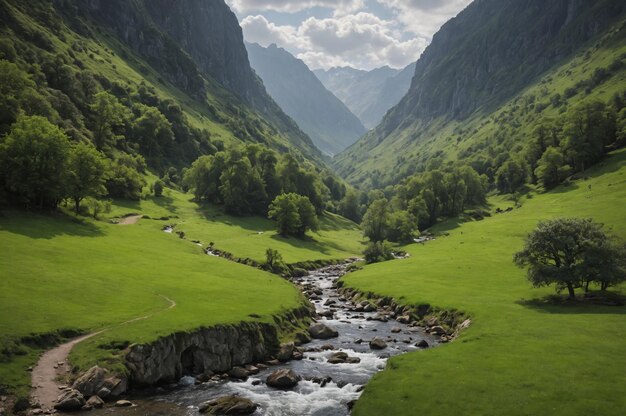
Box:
[416,340,429,349]
[198,396,257,415]
[308,323,338,339]
[277,342,295,362]
[266,369,301,389]
[369,337,388,350]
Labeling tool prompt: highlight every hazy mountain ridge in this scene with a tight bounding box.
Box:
[314,63,415,129]
[246,42,366,155]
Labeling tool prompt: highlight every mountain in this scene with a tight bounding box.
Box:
[335,0,626,187]
[0,0,322,167]
[246,42,366,156]
[314,63,415,129]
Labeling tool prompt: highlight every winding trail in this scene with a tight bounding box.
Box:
[30,295,176,411]
[117,215,143,225]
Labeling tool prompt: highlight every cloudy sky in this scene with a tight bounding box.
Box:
[225,0,472,71]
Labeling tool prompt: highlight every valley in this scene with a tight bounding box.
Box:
[0,0,625,415]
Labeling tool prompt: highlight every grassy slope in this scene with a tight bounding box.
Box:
[0,187,362,396]
[336,20,626,186]
[108,186,364,264]
[343,149,626,415]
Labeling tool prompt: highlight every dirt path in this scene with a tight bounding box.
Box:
[30,295,176,411]
[117,215,143,225]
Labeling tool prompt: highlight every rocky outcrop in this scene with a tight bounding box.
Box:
[53,389,85,411]
[124,306,311,387]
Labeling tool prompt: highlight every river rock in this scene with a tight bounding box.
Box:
[228,367,249,380]
[54,389,85,411]
[102,376,128,397]
[416,340,429,349]
[266,369,300,389]
[397,315,411,324]
[72,365,107,396]
[369,337,387,350]
[244,365,259,375]
[391,327,402,333]
[198,396,257,415]
[294,331,311,345]
[86,395,104,409]
[363,303,376,312]
[429,326,447,335]
[115,400,133,407]
[308,323,338,339]
[277,343,294,362]
[327,352,349,364]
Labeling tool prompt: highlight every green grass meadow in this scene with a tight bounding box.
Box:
[344,149,626,416]
[0,187,362,397]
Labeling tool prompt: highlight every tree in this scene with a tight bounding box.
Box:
[495,158,527,194]
[66,142,108,213]
[105,154,146,200]
[0,115,70,209]
[268,193,317,237]
[153,180,164,197]
[534,147,572,189]
[387,210,417,243]
[339,190,361,223]
[361,198,390,242]
[90,91,126,150]
[264,248,286,274]
[514,218,626,299]
[132,104,174,158]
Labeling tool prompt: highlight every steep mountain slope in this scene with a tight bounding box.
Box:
[246,42,366,156]
[314,64,415,129]
[0,0,321,167]
[335,0,626,187]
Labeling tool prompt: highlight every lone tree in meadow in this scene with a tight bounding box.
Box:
[268,193,318,237]
[514,218,626,299]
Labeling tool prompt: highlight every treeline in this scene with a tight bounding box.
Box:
[0,114,142,212]
[471,97,625,193]
[182,144,345,217]
[347,164,487,263]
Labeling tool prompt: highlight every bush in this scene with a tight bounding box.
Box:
[363,240,394,264]
[153,180,164,197]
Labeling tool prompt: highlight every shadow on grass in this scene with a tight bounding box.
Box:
[517,292,626,315]
[269,233,332,256]
[0,210,104,239]
[149,195,178,214]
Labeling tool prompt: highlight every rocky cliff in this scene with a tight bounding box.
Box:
[125,306,312,386]
[55,0,321,161]
[335,0,626,185]
[375,0,625,132]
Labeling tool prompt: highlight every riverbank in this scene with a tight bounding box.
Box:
[341,150,626,416]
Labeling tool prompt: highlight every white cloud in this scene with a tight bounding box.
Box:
[241,12,427,70]
[376,0,472,36]
[226,0,364,14]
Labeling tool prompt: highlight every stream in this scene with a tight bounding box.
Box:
[85,262,438,415]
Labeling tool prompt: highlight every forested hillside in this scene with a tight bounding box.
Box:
[336,0,626,189]
[0,0,322,172]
